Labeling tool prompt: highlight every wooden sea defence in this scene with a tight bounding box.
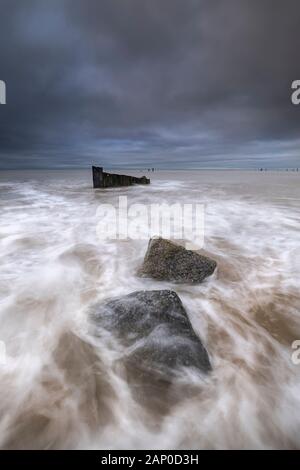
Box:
[92,166,150,188]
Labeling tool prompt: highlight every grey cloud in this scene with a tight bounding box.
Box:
[0,0,300,169]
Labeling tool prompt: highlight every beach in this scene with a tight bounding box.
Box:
[0,169,299,449]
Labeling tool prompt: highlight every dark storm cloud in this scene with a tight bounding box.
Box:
[0,0,300,169]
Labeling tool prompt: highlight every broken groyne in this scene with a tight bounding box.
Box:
[92,166,150,188]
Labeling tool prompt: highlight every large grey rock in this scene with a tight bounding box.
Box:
[92,290,211,377]
[139,237,217,284]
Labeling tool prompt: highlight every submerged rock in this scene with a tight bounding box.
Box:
[139,237,217,284]
[92,290,211,377]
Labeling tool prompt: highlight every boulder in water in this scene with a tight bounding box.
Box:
[92,289,211,377]
[139,237,217,284]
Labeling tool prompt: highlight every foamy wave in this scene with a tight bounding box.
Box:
[0,170,299,449]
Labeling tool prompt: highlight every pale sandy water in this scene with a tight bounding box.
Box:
[0,169,299,449]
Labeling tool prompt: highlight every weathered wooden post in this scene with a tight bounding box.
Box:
[92,166,104,188]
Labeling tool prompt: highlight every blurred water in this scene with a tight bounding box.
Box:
[0,169,299,449]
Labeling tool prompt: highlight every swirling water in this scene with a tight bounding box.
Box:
[0,169,299,449]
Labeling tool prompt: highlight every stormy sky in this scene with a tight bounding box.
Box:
[0,0,300,169]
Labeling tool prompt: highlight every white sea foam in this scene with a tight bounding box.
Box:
[0,169,299,449]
